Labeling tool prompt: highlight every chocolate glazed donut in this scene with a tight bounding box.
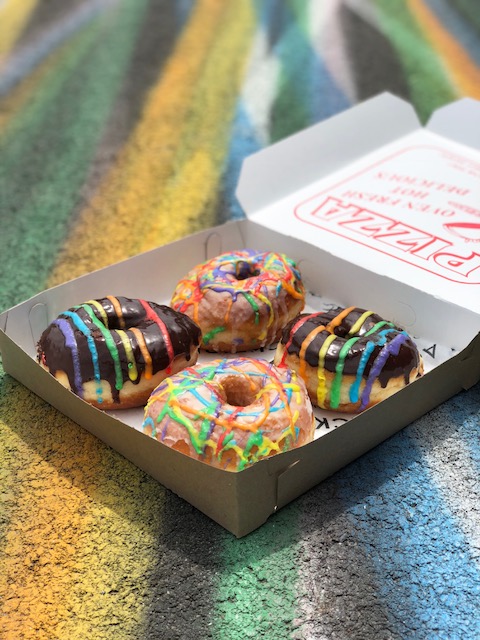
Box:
[274,306,424,413]
[37,296,202,409]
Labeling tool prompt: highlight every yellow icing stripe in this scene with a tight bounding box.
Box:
[116,329,138,381]
[347,310,374,337]
[48,0,255,286]
[129,327,152,380]
[106,295,125,329]
[0,0,38,60]
[255,291,274,328]
[316,333,337,408]
[86,299,108,325]
[407,0,480,98]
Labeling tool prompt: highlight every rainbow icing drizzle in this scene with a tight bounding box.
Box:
[142,357,314,471]
[37,297,201,405]
[170,249,305,350]
[276,306,423,411]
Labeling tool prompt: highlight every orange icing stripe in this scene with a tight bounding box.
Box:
[298,324,327,380]
[129,327,152,380]
[107,295,126,329]
[175,399,271,432]
[326,306,355,332]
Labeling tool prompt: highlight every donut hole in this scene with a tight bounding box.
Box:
[220,375,258,407]
[234,260,260,280]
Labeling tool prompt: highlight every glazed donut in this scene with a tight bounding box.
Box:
[37,296,201,410]
[170,249,305,353]
[274,306,424,413]
[142,357,315,471]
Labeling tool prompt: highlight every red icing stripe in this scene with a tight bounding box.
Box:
[139,300,175,366]
[279,312,319,366]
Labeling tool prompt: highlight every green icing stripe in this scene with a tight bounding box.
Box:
[330,336,361,409]
[203,326,226,344]
[79,305,123,391]
[241,291,260,323]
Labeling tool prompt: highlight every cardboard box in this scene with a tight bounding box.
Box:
[1,93,479,537]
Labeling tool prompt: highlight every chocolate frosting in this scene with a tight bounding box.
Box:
[280,306,421,388]
[37,297,201,402]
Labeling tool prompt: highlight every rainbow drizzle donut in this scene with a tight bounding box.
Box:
[37,296,201,409]
[274,306,423,413]
[170,249,305,353]
[142,357,315,471]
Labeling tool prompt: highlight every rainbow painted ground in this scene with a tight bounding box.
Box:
[1,1,479,638]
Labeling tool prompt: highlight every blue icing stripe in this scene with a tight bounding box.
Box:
[62,310,103,402]
[349,328,398,403]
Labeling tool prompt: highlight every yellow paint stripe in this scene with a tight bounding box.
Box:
[0,387,100,638]
[0,26,92,136]
[48,0,256,287]
[0,0,38,61]
[0,62,47,133]
[0,383,163,638]
[140,0,256,250]
[407,0,480,98]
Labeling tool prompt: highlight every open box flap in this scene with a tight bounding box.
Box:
[427,97,480,150]
[236,92,420,215]
[236,94,480,317]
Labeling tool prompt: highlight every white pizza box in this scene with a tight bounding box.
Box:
[1,93,479,537]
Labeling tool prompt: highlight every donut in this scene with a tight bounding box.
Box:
[274,306,424,413]
[37,296,202,410]
[170,249,305,353]
[142,357,315,471]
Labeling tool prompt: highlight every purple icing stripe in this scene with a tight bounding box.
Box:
[360,332,408,410]
[53,318,84,397]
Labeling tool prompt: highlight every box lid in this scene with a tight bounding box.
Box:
[236,93,480,315]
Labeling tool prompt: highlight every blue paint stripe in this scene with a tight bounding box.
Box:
[174,0,195,29]
[0,0,118,96]
[222,101,262,220]
[270,5,350,135]
[441,384,480,474]
[333,427,480,639]
[252,0,284,30]
[424,0,480,65]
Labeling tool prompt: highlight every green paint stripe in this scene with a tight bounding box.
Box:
[372,0,457,121]
[270,7,313,142]
[213,504,301,639]
[0,1,150,311]
[0,26,96,174]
